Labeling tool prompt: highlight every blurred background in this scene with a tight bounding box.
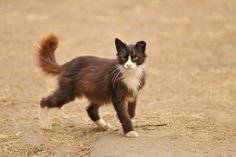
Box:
[0,0,236,156]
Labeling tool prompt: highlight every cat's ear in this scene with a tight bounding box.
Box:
[135,41,146,54]
[115,38,126,55]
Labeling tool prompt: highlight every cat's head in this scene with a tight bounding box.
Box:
[115,38,147,71]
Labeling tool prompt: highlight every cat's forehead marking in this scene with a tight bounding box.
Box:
[126,45,136,57]
[126,56,132,64]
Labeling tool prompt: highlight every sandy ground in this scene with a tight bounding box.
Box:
[0,0,236,156]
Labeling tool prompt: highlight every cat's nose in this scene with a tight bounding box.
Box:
[126,64,132,68]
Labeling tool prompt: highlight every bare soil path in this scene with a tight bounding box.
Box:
[0,0,236,156]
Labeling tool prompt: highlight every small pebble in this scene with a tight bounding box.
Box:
[16,131,23,136]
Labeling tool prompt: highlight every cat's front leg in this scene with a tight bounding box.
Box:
[128,98,136,119]
[112,97,138,137]
[86,104,113,130]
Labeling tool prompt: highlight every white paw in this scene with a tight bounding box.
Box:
[103,123,113,129]
[40,123,52,130]
[95,119,113,130]
[125,131,139,138]
[101,123,113,130]
[39,107,52,130]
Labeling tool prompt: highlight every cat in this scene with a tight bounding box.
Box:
[37,34,147,137]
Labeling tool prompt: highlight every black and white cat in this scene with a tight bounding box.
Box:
[37,34,147,137]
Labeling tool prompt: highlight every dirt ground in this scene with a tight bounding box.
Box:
[0,0,236,156]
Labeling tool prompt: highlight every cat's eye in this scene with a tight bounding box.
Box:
[121,56,127,61]
[132,56,139,61]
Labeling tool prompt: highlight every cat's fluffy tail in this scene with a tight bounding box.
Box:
[37,34,64,75]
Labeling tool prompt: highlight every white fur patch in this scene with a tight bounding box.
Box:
[120,64,144,94]
[124,56,136,69]
[39,107,51,129]
[95,119,112,130]
[125,131,139,137]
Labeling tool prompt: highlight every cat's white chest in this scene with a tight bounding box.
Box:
[121,67,144,94]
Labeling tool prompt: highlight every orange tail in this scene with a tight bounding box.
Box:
[37,34,63,75]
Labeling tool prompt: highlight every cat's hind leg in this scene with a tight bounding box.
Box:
[86,104,112,130]
[39,85,76,129]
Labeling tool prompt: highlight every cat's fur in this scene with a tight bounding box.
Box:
[37,34,147,137]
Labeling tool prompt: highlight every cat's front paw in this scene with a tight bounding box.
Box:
[125,131,139,138]
[95,119,113,130]
[101,123,113,130]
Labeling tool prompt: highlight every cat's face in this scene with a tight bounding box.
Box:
[115,38,146,71]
